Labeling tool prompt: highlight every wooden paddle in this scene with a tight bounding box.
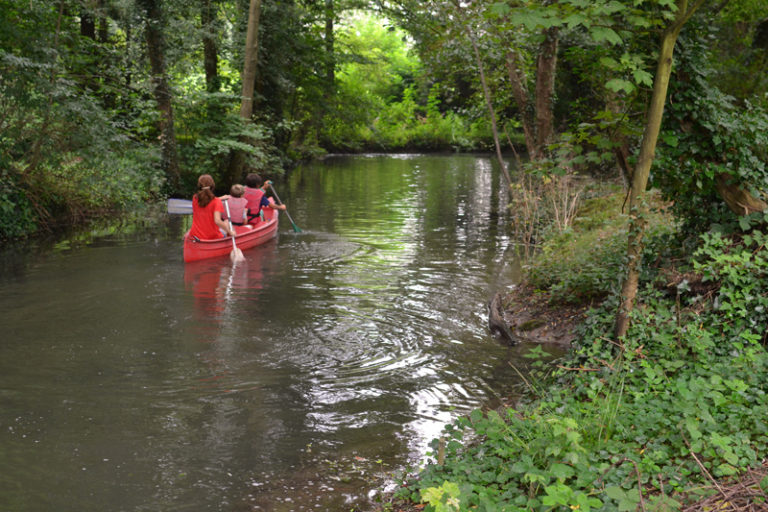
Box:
[267,183,302,233]
[223,199,245,263]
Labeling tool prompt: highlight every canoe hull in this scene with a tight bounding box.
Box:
[183,210,278,262]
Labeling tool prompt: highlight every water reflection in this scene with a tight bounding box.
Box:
[0,154,561,512]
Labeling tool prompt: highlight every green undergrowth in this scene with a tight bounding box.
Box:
[392,195,768,511]
[526,190,676,305]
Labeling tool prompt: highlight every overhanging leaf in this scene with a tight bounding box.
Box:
[590,26,623,45]
[605,78,635,94]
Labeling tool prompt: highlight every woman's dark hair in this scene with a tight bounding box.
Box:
[196,174,216,207]
[245,173,263,188]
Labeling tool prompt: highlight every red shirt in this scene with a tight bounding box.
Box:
[189,196,225,240]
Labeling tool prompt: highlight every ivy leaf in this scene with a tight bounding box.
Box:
[661,133,679,147]
[685,416,702,440]
[715,463,738,477]
[739,216,752,232]
[605,485,627,500]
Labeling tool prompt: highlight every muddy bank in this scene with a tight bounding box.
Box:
[489,284,588,347]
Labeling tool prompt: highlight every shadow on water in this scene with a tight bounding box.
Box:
[0,154,564,511]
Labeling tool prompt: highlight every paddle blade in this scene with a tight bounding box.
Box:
[167,198,193,214]
[291,221,302,233]
[230,248,245,263]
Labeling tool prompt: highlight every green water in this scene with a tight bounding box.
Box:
[0,154,559,511]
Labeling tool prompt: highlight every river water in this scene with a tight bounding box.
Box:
[0,154,558,511]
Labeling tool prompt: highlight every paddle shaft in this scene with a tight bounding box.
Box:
[267,184,301,232]
[223,199,244,261]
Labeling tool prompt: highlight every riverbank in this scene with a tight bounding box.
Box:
[380,187,768,511]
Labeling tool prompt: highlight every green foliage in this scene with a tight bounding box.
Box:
[420,481,461,512]
[173,89,281,192]
[0,170,36,239]
[0,0,167,237]
[707,5,768,103]
[401,188,768,511]
[320,12,492,152]
[654,24,768,236]
[693,215,768,341]
[527,191,675,303]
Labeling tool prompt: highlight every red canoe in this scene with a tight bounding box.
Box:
[183,208,278,262]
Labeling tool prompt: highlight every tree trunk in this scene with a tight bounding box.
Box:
[227,0,263,186]
[201,0,220,93]
[614,0,704,338]
[533,27,558,153]
[504,26,558,161]
[239,0,262,120]
[505,51,537,159]
[469,32,512,189]
[325,0,335,89]
[139,0,181,191]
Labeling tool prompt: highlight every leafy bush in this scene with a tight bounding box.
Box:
[0,170,36,239]
[526,192,675,303]
[0,46,166,238]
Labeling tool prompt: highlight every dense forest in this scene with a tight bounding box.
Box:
[4,1,768,508]
[1,0,766,240]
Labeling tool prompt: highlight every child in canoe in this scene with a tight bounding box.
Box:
[188,174,236,240]
[244,173,286,225]
[222,184,251,228]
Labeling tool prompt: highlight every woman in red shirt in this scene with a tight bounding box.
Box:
[188,174,235,240]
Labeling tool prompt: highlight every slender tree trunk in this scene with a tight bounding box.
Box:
[614,0,705,338]
[201,0,220,93]
[451,0,511,188]
[139,0,180,191]
[125,23,132,87]
[228,0,263,186]
[533,27,558,153]
[239,0,262,120]
[466,31,512,189]
[324,0,335,89]
[314,0,334,143]
[505,51,537,159]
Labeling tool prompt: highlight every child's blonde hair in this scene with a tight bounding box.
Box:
[230,184,245,197]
